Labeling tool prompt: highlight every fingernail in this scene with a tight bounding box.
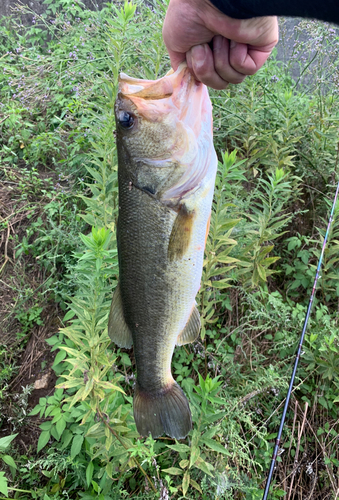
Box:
[230,40,237,49]
[191,44,206,68]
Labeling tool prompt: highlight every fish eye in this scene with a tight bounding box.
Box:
[118,110,135,130]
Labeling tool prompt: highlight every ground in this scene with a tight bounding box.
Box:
[0,165,60,452]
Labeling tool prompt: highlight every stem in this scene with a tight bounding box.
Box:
[293,51,318,89]
[8,487,35,493]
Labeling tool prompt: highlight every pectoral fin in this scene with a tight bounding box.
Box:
[168,205,195,261]
[177,305,201,345]
[108,283,133,348]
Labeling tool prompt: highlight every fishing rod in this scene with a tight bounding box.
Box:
[262,178,339,500]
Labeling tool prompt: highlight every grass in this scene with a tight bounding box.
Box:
[0,1,338,499]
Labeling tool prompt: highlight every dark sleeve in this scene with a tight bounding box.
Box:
[209,0,339,24]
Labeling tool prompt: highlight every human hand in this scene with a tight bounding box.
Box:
[162,0,279,90]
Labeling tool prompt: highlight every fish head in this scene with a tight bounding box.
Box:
[115,64,217,206]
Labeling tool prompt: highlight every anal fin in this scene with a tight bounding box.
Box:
[177,305,201,346]
[108,283,133,348]
[168,205,195,261]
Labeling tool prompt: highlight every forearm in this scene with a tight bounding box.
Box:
[210,0,339,24]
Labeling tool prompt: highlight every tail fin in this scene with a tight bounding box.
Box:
[134,382,192,439]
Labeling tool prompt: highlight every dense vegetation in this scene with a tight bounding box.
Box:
[0,1,338,498]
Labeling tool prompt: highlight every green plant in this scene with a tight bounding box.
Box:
[15,305,43,338]
[236,167,294,287]
[199,150,244,341]
[0,434,18,497]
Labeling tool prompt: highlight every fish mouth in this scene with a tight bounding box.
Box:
[118,63,192,100]
[118,63,209,126]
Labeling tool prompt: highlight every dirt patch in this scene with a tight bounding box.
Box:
[0,165,63,451]
[9,305,60,391]
[0,305,61,450]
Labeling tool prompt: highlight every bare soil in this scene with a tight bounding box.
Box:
[0,168,62,451]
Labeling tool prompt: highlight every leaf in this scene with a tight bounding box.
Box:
[2,455,17,469]
[207,395,226,405]
[57,346,88,360]
[258,245,274,259]
[0,471,8,497]
[61,430,73,450]
[200,437,230,456]
[161,467,183,475]
[85,166,103,184]
[63,309,76,322]
[86,422,102,437]
[190,478,202,494]
[211,279,232,289]
[86,461,94,487]
[39,421,52,431]
[318,396,328,409]
[29,405,41,416]
[179,459,189,469]
[182,471,190,496]
[262,256,280,266]
[96,381,125,393]
[2,456,16,480]
[56,417,66,438]
[120,352,131,366]
[56,378,85,390]
[0,434,18,452]
[37,431,50,452]
[256,264,266,281]
[290,279,301,290]
[111,447,129,458]
[71,434,84,459]
[216,256,240,264]
[217,219,241,231]
[166,443,191,453]
[68,386,86,409]
[79,233,97,251]
[45,335,60,346]
[52,349,67,368]
[204,411,227,424]
[189,445,200,468]
[202,427,218,440]
[194,456,214,477]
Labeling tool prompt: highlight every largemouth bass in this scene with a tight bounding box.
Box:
[108,64,217,439]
